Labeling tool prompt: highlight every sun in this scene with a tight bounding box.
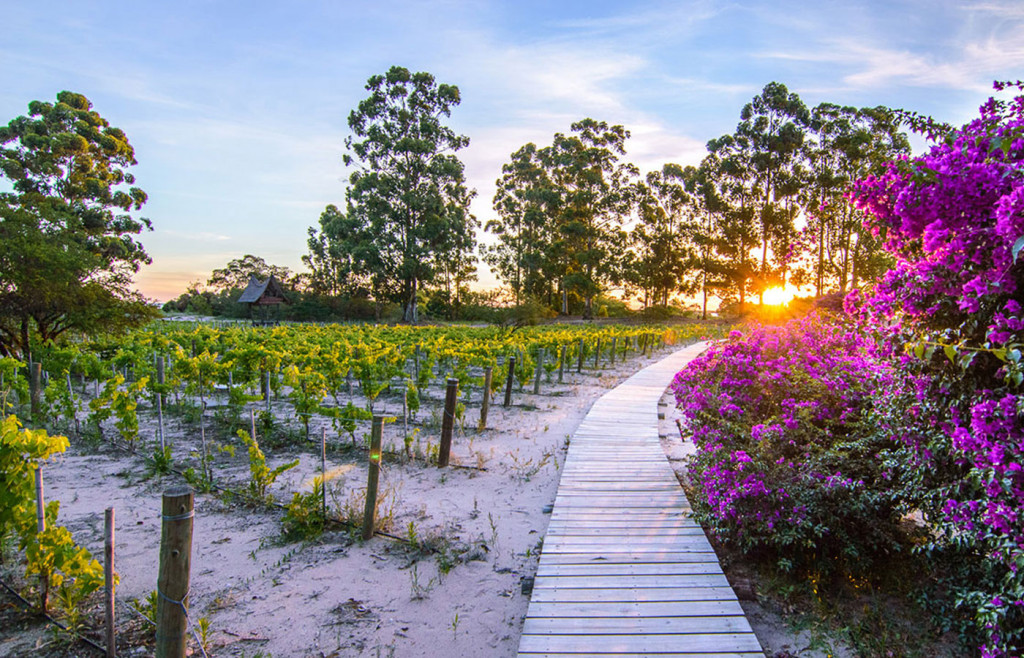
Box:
[762,286,796,306]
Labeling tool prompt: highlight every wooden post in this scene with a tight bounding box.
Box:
[478,366,492,431]
[105,507,116,658]
[264,371,271,413]
[641,333,649,356]
[576,339,584,374]
[438,378,458,468]
[29,362,42,419]
[533,349,544,395]
[362,416,384,540]
[593,338,601,369]
[401,384,409,438]
[35,467,47,613]
[558,345,566,384]
[610,337,617,366]
[156,487,193,658]
[321,426,328,519]
[156,355,165,451]
[250,408,257,442]
[503,356,516,407]
[66,372,80,437]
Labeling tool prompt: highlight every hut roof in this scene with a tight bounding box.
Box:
[236,274,288,305]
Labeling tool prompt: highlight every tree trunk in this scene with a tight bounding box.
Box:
[403,278,418,324]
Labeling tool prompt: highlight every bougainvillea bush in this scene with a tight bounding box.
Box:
[849,82,1024,656]
[670,313,909,578]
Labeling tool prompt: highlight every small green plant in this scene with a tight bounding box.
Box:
[282,480,327,540]
[197,615,213,654]
[132,590,158,624]
[183,466,215,494]
[450,611,460,640]
[145,444,174,477]
[237,429,298,503]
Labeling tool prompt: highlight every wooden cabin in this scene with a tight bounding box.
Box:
[236,274,288,325]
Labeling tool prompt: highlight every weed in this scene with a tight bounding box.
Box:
[145,444,174,477]
[197,616,213,654]
[450,611,460,640]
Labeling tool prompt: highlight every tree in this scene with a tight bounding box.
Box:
[734,82,810,302]
[207,254,293,293]
[485,143,558,305]
[0,91,154,359]
[342,66,477,323]
[803,104,909,295]
[548,119,637,318]
[703,136,758,307]
[625,164,694,308]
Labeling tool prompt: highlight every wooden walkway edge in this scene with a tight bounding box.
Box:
[518,342,763,657]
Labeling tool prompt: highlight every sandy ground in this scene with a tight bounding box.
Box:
[2,344,689,658]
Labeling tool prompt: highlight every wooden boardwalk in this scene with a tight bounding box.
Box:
[518,342,763,657]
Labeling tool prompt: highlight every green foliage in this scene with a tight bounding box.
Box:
[282,481,326,540]
[145,443,174,477]
[338,66,477,323]
[0,91,157,358]
[0,416,103,615]
[236,429,298,503]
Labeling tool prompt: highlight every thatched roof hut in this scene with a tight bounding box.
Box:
[236,275,288,324]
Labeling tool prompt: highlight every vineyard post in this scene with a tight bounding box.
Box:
[156,355,165,451]
[66,372,80,437]
[35,467,47,613]
[558,345,566,383]
[641,334,649,356]
[362,415,384,540]
[320,426,327,520]
[576,339,584,374]
[413,346,420,385]
[263,371,271,413]
[250,408,257,441]
[29,361,42,420]
[438,378,458,468]
[156,487,193,658]
[594,338,601,370]
[610,337,617,366]
[105,507,115,658]
[503,356,516,407]
[479,366,492,431]
[401,384,409,439]
[533,349,544,395]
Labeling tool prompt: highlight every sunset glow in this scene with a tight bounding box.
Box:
[762,286,797,306]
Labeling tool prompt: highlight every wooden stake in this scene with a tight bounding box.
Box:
[503,356,516,407]
[156,487,193,658]
[533,349,544,395]
[576,339,584,374]
[479,366,492,431]
[558,345,566,384]
[362,416,384,540]
[610,337,617,366]
[105,507,115,658]
[29,362,42,420]
[438,378,458,468]
[250,407,257,442]
[594,338,601,369]
[320,426,327,520]
[264,371,271,413]
[35,467,47,614]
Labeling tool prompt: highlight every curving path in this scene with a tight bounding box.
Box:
[517,342,762,657]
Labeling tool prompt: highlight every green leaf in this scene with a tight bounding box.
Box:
[1012,236,1024,263]
[943,344,956,363]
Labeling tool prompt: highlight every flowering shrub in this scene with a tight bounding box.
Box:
[672,314,906,577]
[849,82,1024,656]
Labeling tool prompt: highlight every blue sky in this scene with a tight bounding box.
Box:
[3,0,1023,301]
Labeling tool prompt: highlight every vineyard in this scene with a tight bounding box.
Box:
[0,320,717,656]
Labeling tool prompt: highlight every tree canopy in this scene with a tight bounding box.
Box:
[0,91,155,358]
[337,66,477,323]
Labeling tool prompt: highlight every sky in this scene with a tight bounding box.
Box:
[2,0,1023,302]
